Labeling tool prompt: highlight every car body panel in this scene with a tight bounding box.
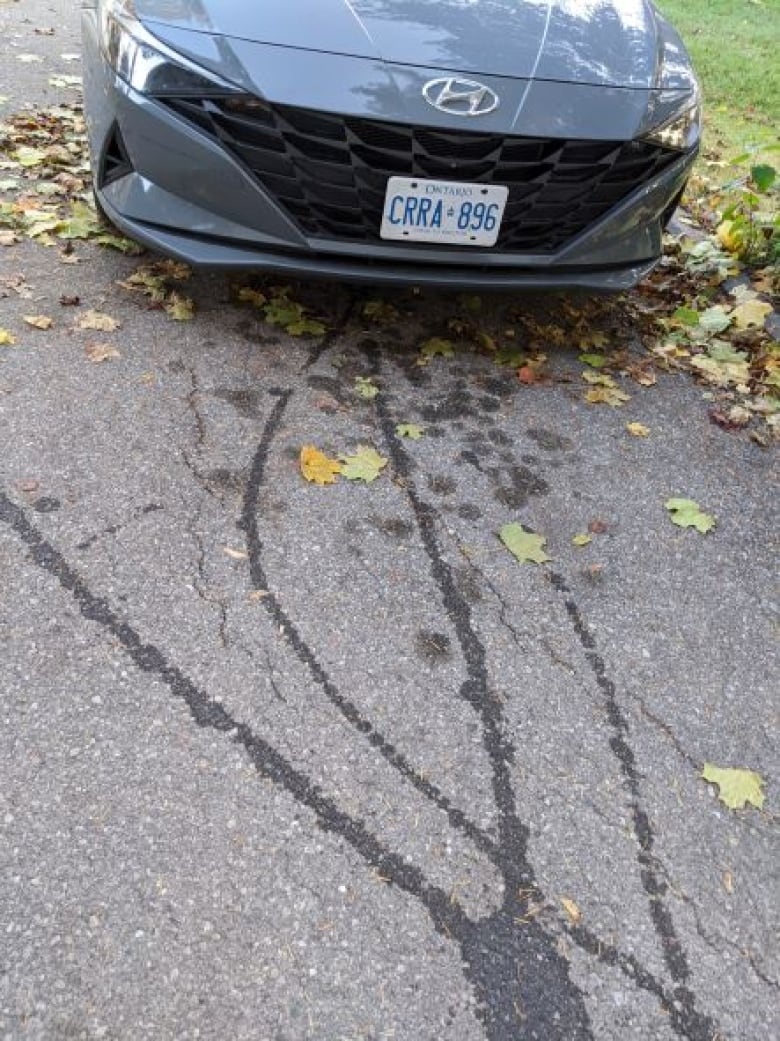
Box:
[134,0,682,90]
[134,23,691,141]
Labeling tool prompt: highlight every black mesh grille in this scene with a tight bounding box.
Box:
[163,96,678,253]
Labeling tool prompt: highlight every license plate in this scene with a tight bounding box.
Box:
[380,177,508,247]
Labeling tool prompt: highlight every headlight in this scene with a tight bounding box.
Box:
[97,0,236,96]
[644,97,701,152]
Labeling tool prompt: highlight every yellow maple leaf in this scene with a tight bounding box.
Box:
[702,763,766,811]
[716,220,745,254]
[300,445,341,486]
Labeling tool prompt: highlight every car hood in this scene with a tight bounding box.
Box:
[136,0,673,89]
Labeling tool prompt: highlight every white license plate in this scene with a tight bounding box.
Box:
[380,177,508,247]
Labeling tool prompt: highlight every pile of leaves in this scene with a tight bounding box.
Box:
[0,103,136,254]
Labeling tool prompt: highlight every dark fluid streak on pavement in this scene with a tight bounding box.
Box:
[548,573,718,1041]
[369,382,593,1040]
[238,392,503,867]
[0,392,719,1041]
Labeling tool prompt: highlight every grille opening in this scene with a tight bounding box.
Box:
[162,96,679,253]
[99,124,133,187]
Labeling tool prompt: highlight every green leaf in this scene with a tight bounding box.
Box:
[419,337,455,363]
[572,533,592,547]
[354,376,379,400]
[702,763,766,811]
[396,423,425,440]
[750,164,776,192]
[339,445,388,483]
[664,498,717,534]
[579,353,609,369]
[672,306,701,327]
[499,523,551,565]
[287,318,326,336]
[494,346,526,367]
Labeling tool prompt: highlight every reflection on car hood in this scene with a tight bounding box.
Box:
[135,0,671,88]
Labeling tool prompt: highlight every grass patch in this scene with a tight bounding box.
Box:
[658,0,779,162]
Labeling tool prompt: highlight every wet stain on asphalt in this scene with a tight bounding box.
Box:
[427,475,458,496]
[214,387,263,419]
[526,428,574,452]
[415,629,453,663]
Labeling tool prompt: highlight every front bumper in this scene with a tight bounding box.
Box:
[82,13,697,289]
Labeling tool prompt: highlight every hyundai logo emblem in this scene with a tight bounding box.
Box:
[422,77,500,117]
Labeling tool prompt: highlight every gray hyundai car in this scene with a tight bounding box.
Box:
[82,0,700,290]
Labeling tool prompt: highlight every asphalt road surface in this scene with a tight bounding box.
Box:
[1,3,777,1040]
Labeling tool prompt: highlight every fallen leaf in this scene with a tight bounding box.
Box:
[77,309,120,332]
[664,498,716,534]
[698,306,733,335]
[396,423,425,440]
[164,292,195,321]
[579,353,609,369]
[419,337,455,363]
[235,286,267,308]
[588,519,609,535]
[0,328,18,345]
[626,422,651,438]
[499,523,551,565]
[517,364,540,385]
[223,546,249,561]
[572,533,592,547]
[702,763,766,811]
[248,589,270,602]
[339,445,388,483]
[300,445,341,486]
[560,898,582,925]
[84,342,120,363]
[732,299,772,331]
[23,315,53,330]
[354,376,379,400]
[722,870,735,895]
[363,299,400,324]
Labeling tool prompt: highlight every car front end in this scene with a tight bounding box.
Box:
[81,0,701,290]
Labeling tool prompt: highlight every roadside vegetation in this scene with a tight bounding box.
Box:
[659,0,778,160]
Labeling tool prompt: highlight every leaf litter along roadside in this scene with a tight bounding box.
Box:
[2,95,777,437]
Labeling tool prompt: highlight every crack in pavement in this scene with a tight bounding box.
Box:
[75,503,164,552]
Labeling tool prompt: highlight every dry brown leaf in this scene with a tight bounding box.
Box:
[78,309,121,332]
[626,422,651,438]
[23,315,53,330]
[84,342,120,363]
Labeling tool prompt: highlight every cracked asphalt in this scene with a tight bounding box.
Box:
[1,3,778,1040]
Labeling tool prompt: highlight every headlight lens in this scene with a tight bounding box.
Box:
[97,0,236,96]
[644,98,701,152]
